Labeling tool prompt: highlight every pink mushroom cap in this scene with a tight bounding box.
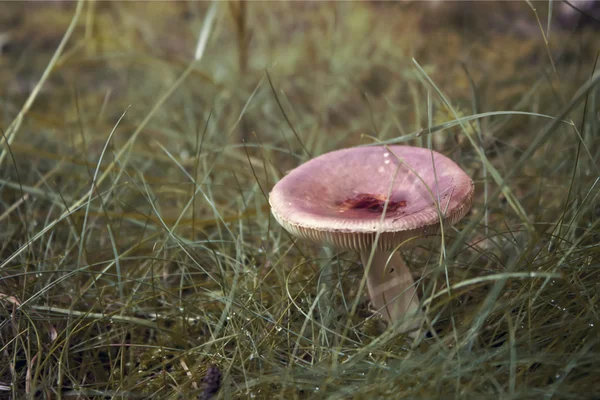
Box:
[269,146,474,251]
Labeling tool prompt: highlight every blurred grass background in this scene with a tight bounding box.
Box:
[0,1,599,398]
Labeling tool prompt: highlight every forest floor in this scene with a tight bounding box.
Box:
[0,1,599,399]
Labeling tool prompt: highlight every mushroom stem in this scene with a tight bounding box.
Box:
[360,251,423,333]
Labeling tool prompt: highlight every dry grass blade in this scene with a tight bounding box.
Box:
[0,0,84,167]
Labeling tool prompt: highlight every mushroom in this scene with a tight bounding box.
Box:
[269,145,474,334]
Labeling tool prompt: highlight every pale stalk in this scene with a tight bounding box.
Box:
[361,251,423,333]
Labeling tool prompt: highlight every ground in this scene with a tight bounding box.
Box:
[0,1,599,399]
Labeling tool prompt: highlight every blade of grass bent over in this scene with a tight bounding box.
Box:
[0,3,219,272]
[412,58,533,234]
[0,0,84,168]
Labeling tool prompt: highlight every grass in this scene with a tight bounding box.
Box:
[1,1,599,399]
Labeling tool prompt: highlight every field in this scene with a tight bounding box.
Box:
[0,1,599,399]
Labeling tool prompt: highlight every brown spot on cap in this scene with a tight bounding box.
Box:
[337,193,407,213]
